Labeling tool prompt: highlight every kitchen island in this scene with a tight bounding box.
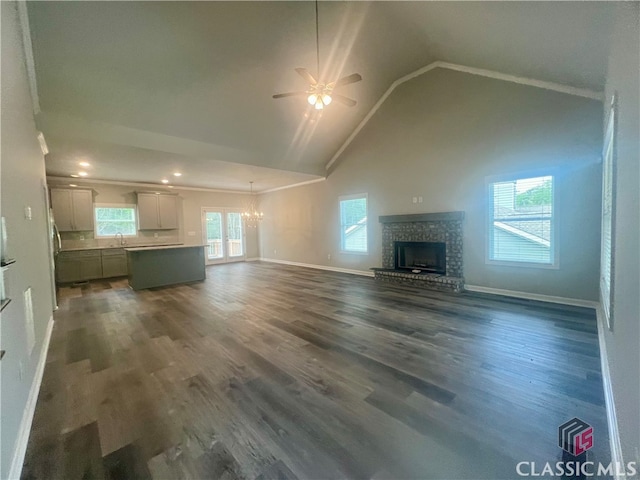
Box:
[125,244,206,290]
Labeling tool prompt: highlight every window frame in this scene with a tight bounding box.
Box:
[339,193,369,255]
[600,96,616,330]
[94,203,138,238]
[485,171,558,269]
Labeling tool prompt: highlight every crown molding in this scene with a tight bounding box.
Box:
[260,177,326,194]
[46,176,250,195]
[16,0,40,115]
[326,61,604,171]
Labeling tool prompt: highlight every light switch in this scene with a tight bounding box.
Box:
[412,197,418,204]
[418,196,423,203]
[187,231,196,237]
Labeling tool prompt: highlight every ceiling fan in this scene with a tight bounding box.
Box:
[273,1,362,110]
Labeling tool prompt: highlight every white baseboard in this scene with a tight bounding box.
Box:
[245,257,259,262]
[464,284,599,309]
[595,304,625,479]
[8,314,54,480]
[259,257,374,277]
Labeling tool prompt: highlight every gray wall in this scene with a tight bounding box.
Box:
[45,179,260,259]
[260,68,603,300]
[601,2,640,466]
[1,2,55,477]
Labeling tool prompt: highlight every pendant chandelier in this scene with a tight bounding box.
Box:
[242,181,263,226]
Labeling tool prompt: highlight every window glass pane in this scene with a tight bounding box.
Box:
[489,176,553,264]
[205,212,223,259]
[95,207,137,237]
[227,212,244,257]
[340,197,367,253]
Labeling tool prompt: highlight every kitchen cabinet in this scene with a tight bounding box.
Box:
[56,248,130,284]
[51,188,94,232]
[101,249,128,278]
[137,193,178,230]
[56,250,102,283]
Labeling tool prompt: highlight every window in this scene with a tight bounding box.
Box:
[94,204,137,237]
[601,97,616,328]
[487,174,556,267]
[340,194,368,253]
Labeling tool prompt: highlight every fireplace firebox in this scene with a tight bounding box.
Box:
[394,241,446,275]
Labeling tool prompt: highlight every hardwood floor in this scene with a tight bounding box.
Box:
[21,262,610,479]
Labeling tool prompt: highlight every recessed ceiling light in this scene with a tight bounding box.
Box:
[70,174,79,178]
[161,179,169,184]
[79,161,90,167]
[173,172,182,177]
[78,171,88,177]
[69,184,77,187]
[167,186,174,189]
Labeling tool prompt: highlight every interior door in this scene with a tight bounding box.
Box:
[203,209,245,265]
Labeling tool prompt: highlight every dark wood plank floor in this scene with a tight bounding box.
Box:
[21,262,610,479]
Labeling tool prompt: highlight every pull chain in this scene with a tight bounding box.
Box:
[315,0,320,80]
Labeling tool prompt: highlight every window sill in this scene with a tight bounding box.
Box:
[340,250,369,256]
[486,259,559,270]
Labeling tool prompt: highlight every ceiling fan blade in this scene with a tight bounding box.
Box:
[332,94,357,107]
[331,73,362,88]
[295,67,318,85]
[273,91,308,99]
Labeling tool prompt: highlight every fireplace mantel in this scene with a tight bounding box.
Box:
[379,211,464,224]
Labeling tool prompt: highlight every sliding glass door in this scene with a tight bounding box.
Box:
[202,209,245,264]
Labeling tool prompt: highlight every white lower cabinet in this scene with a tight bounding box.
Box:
[102,249,128,278]
[56,248,128,283]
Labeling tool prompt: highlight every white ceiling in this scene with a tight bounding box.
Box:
[26,1,616,192]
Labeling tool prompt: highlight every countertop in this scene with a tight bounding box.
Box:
[125,244,206,252]
[61,243,183,252]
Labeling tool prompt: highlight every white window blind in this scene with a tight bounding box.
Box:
[340,194,368,253]
[601,99,615,325]
[488,175,555,266]
[94,204,137,237]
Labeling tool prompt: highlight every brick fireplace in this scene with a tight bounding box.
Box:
[373,211,465,292]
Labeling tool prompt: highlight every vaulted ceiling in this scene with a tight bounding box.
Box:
[26,1,616,192]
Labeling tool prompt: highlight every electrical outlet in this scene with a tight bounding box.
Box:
[24,206,32,220]
[187,231,196,237]
[327,253,331,260]
[79,235,85,241]
[418,196,423,203]
[412,197,418,204]
[273,249,277,255]
[154,233,159,238]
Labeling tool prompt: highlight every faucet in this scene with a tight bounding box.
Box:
[115,232,125,246]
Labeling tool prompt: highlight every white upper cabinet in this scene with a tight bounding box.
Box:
[137,193,178,230]
[50,188,94,232]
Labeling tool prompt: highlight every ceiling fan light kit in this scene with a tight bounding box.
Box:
[273,0,361,110]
